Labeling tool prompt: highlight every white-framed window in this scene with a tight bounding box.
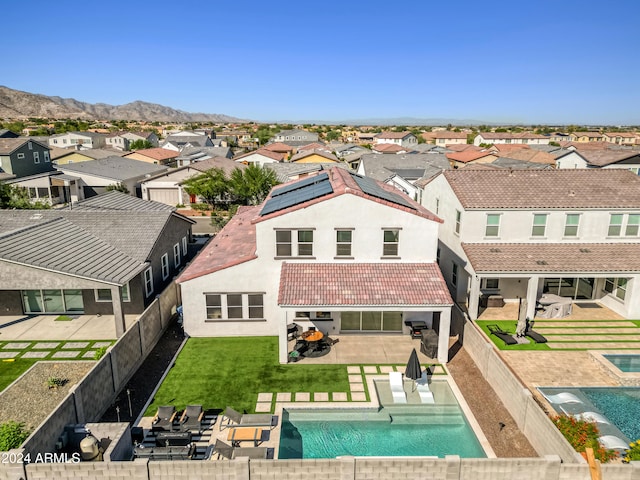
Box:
[44,151,50,163]
[485,214,500,237]
[161,254,169,280]
[336,229,352,257]
[604,277,627,301]
[564,213,580,237]
[33,152,40,164]
[455,210,462,235]
[182,236,188,256]
[275,229,314,257]
[382,229,399,257]
[481,278,499,290]
[205,293,265,320]
[608,214,623,236]
[28,142,33,150]
[95,283,130,302]
[144,267,154,297]
[17,153,25,159]
[297,230,313,256]
[532,214,547,237]
[276,230,292,256]
[452,262,458,287]
[173,243,181,268]
[626,214,640,236]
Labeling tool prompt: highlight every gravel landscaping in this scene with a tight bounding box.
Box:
[0,361,93,430]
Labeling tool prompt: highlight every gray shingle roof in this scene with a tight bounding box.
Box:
[56,157,168,180]
[74,190,174,212]
[359,153,449,182]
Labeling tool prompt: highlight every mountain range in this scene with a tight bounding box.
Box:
[0,86,245,123]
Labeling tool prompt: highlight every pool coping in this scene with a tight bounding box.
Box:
[271,368,496,459]
[589,350,640,386]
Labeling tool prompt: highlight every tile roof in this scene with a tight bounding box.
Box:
[376,131,414,139]
[263,142,294,152]
[373,143,407,153]
[56,156,169,180]
[558,141,614,150]
[445,144,482,152]
[444,168,640,209]
[73,190,175,212]
[432,131,467,139]
[445,150,494,163]
[290,150,339,162]
[358,153,449,183]
[127,147,179,161]
[235,149,285,162]
[579,150,640,167]
[278,263,452,306]
[572,132,604,138]
[177,206,259,282]
[190,156,247,174]
[462,243,640,273]
[477,132,547,140]
[494,148,556,165]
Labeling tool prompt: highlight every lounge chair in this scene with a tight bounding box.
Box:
[212,439,270,459]
[544,392,583,404]
[220,407,278,430]
[389,372,407,404]
[152,405,176,432]
[487,324,517,345]
[575,411,610,424]
[416,370,435,404]
[525,328,547,343]
[179,405,204,434]
[599,435,629,450]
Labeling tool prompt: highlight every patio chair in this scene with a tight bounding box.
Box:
[416,370,435,404]
[220,407,278,430]
[212,439,271,459]
[487,324,517,345]
[179,405,204,434]
[389,371,407,404]
[152,405,177,432]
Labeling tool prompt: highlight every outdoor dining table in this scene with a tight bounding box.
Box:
[301,330,324,343]
[227,427,264,447]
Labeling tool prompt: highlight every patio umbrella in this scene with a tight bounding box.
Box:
[405,348,422,392]
[516,298,528,337]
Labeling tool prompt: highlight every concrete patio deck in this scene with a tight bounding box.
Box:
[478,301,624,322]
[0,314,138,340]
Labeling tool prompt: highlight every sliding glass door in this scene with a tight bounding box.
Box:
[21,289,85,314]
[340,311,403,332]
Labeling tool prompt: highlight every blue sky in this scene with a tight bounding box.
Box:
[3,0,640,125]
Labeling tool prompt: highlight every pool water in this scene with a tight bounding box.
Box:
[603,354,640,373]
[278,380,486,459]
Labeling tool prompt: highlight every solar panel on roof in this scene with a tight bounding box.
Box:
[271,172,329,197]
[260,178,333,216]
[350,173,415,209]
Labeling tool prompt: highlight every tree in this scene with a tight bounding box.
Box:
[129,139,154,150]
[0,183,50,209]
[182,168,229,207]
[325,130,340,142]
[105,182,130,194]
[229,164,279,206]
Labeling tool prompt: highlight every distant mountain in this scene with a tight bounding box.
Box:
[271,117,509,126]
[0,86,246,123]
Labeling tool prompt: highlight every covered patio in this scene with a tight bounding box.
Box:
[0,313,139,340]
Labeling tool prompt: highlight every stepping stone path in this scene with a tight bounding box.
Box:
[33,342,60,349]
[3,343,30,349]
[62,342,89,349]
[22,351,49,358]
[52,351,81,358]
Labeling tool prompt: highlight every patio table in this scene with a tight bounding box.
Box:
[301,330,324,342]
[227,427,264,447]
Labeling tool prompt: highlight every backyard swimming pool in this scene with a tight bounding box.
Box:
[279,380,487,459]
[603,354,640,373]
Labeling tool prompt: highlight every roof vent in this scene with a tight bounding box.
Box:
[568,190,576,196]
[536,260,548,265]
[579,248,591,253]
[490,248,501,253]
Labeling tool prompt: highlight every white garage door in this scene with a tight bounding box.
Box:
[148,188,178,206]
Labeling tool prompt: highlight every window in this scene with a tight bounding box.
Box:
[608,214,623,236]
[44,151,50,163]
[227,294,243,318]
[382,229,399,256]
[28,142,32,150]
[205,294,222,319]
[455,210,461,235]
[95,284,130,302]
[17,153,24,159]
[161,254,169,280]
[532,214,547,237]
[336,230,352,257]
[626,214,640,236]
[33,152,40,164]
[452,263,458,286]
[182,236,188,256]
[173,243,181,268]
[485,214,500,237]
[564,214,580,237]
[435,198,440,215]
[604,278,627,301]
[617,279,627,300]
[297,230,313,256]
[248,294,264,318]
[276,230,292,256]
[481,278,499,290]
[144,267,154,297]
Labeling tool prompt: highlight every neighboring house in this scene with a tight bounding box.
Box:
[262,142,295,157]
[161,133,215,151]
[124,147,180,165]
[55,156,169,198]
[234,149,285,167]
[53,147,126,165]
[289,150,340,163]
[421,169,640,320]
[549,132,571,143]
[357,132,376,144]
[556,150,640,173]
[174,147,233,166]
[432,131,468,146]
[271,129,319,145]
[374,131,418,148]
[177,168,453,364]
[493,148,557,167]
[0,138,53,179]
[105,131,160,151]
[5,171,82,205]
[372,143,411,154]
[569,132,605,143]
[445,150,497,169]
[488,157,553,170]
[602,132,638,146]
[331,143,368,159]
[0,129,19,138]
[141,157,245,206]
[265,163,349,183]
[49,131,107,149]
[473,132,549,146]
[0,192,195,337]
[558,141,615,151]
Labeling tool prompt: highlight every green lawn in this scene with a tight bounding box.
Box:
[477,321,551,351]
[145,337,350,416]
[0,359,37,392]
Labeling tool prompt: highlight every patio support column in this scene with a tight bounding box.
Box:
[437,307,452,364]
[111,286,126,337]
[468,275,481,320]
[278,312,289,364]
[525,276,539,319]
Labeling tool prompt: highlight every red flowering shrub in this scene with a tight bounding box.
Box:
[552,415,618,463]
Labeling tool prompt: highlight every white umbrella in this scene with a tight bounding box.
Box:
[516,298,527,337]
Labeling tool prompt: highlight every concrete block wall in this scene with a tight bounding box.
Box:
[75,357,116,422]
[148,459,250,480]
[22,394,77,457]
[25,460,148,480]
[84,422,132,462]
[522,396,578,462]
[140,303,163,356]
[0,449,27,480]
[459,457,562,480]
[112,325,143,392]
[355,457,450,480]
[250,458,353,480]
[484,349,530,429]
[157,282,179,330]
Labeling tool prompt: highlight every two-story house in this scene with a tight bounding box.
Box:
[569,132,605,143]
[556,150,640,174]
[0,138,53,179]
[271,129,319,146]
[422,169,640,320]
[602,132,638,146]
[49,131,107,150]
[375,131,419,148]
[178,167,453,364]
[432,131,468,146]
[105,131,160,151]
[473,132,549,146]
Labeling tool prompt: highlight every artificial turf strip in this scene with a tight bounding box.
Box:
[0,359,37,392]
[145,336,350,416]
